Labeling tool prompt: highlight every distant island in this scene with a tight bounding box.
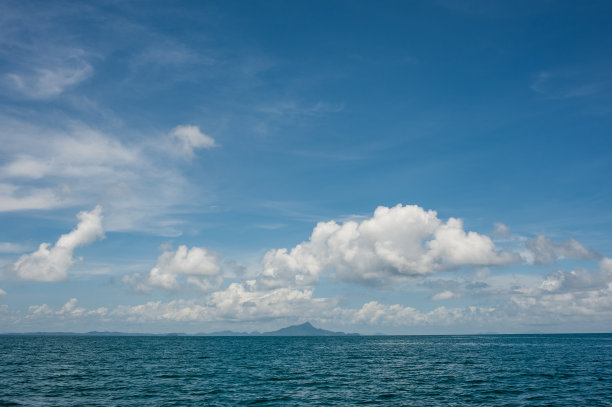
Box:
[261,322,358,336]
[1,322,360,337]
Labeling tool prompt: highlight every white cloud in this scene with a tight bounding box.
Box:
[524,235,599,264]
[352,300,492,327]
[112,282,338,324]
[0,242,26,253]
[0,288,6,296]
[0,183,63,212]
[123,245,222,293]
[353,264,612,329]
[4,49,92,99]
[491,222,510,238]
[0,126,138,181]
[0,121,142,214]
[20,283,338,328]
[27,303,53,317]
[13,206,104,281]
[15,259,612,332]
[259,204,519,288]
[57,298,85,317]
[432,290,455,301]
[26,298,103,320]
[2,156,50,179]
[206,281,337,321]
[0,117,206,235]
[540,258,612,293]
[130,40,204,71]
[170,125,216,157]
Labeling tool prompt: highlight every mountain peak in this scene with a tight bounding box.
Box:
[261,321,358,336]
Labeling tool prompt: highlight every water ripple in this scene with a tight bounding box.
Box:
[1,334,611,406]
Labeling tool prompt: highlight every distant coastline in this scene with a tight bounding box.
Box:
[0,321,360,337]
[2,324,610,337]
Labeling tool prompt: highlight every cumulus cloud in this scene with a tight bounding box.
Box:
[170,125,216,157]
[352,300,495,327]
[503,261,612,324]
[12,206,104,281]
[425,277,492,301]
[353,259,612,329]
[0,288,6,296]
[26,298,106,320]
[540,258,612,293]
[123,245,222,293]
[524,235,599,264]
[57,298,86,317]
[205,281,337,322]
[259,204,519,288]
[96,283,337,324]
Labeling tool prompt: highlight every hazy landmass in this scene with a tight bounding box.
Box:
[1,322,359,337]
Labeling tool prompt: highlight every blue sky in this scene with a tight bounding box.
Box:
[1,0,611,334]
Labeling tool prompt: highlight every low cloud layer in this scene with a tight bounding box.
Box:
[11,258,612,332]
[12,206,104,281]
[4,203,609,333]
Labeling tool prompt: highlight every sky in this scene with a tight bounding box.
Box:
[1,0,612,334]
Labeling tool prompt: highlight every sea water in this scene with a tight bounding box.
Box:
[1,334,611,406]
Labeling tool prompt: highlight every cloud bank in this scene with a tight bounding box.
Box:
[4,203,608,333]
[14,258,612,332]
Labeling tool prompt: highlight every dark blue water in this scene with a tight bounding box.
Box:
[1,334,611,406]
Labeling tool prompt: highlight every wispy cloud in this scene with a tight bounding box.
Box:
[0,2,97,100]
[256,101,344,118]
[523,235,600,264]
[0,242,27,254]
[0,116,216,234]
[531,70,607,100]
[0,183,63,212]
[169,125,216,157]
[4,48,93,99]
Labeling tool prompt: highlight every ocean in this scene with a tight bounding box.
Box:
[1,334,611,406]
